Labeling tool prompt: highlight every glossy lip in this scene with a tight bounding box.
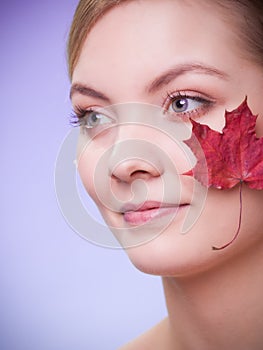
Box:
[122,201,188,226]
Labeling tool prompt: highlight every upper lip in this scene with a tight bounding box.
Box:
[121,201,186,213]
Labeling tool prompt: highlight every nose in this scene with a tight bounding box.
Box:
[111,158,161,183]
[108,138,163,184]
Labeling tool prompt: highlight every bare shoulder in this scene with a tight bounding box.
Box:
[117,317,170,350]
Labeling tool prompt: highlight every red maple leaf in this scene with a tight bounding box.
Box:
[184,99,263,249]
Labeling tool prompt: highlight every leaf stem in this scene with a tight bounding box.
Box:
[212,181,243,251]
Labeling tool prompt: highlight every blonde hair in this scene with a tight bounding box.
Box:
[67,0,263,80]
[67,0,129,79]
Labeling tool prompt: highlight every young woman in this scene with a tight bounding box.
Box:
[67,0,263,348]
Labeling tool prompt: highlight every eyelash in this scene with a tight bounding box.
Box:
[70,91,214,126]
[162,91,213,120]
[70,105,93,126]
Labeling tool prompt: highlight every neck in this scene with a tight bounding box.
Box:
[162,245,263,350]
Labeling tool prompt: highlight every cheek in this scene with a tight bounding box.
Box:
[241,187,263,236]
[76,129,113,205]
[247,94,263,137]
[256,113,263,137]
[77,143,115,213]
[78,161,93,199]
[77,148,100,203]
[240,71,263,137]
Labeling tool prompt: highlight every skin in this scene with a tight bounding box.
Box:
[71,0,263,348]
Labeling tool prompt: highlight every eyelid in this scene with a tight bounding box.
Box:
[162,90,214,109]
[162,90,215,120]
[74,105,112,117]
[71,105,115,126]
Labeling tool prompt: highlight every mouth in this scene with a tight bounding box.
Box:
[122,201,189,226]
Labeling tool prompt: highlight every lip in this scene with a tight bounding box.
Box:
[122,201,188,226]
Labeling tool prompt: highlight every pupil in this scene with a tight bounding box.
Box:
[91,113,98,124]
[174,98,188,112]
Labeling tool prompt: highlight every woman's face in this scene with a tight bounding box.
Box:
[71,0,263,276]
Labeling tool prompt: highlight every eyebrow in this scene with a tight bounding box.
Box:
[147,62,229,93]
[70,83,110,102]
[70,62,229,100]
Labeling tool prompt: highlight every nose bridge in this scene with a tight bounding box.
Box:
[115,122,145,140]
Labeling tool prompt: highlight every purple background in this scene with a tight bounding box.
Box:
[1,1,166,349]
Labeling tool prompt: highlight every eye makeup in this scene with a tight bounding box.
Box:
[70,90,215,128]
[162,91,215,121]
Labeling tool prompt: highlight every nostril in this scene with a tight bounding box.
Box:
[110,159,162,183]
[111,170,151,184]
[130,170,148,177]
[130,169,152,181]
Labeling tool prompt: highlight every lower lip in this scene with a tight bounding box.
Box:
[123,206,186,226]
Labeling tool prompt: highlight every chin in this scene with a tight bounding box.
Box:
[122,228,222,277]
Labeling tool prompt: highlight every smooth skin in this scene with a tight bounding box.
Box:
[71,0,263,348]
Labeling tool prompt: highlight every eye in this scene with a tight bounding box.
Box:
[170,96,203,113]
[164,92,213,119]
[72,107,113,129]
[84,110,112,128]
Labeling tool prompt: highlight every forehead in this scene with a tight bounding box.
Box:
[72,0,241,87]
